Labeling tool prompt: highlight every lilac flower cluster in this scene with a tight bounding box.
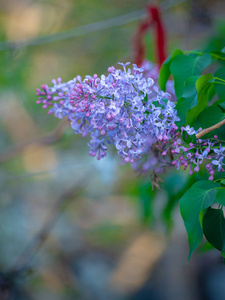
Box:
[141,60,176,102]
[36,62,179,163]
[131,135,167,177]
[167,126,225,180]
[130,60,176,175]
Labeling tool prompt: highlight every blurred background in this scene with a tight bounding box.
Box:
[1,0,225,299]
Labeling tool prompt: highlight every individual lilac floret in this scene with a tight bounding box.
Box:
[36,62,179,163]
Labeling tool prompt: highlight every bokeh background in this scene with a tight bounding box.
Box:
[1,0,225,299]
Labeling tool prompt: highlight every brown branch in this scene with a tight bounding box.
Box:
[196,118,225,139]
[0,119,69,163]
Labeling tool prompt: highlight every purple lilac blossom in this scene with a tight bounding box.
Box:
[36,62,179,164]
[169,126,225,180]
[130,60,177,175]
[36,63,225,180]
[141,60,176,102]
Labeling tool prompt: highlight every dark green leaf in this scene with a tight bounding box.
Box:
[212,98,225,112]
[211,51,225,62]
[212,98,225,107]
[194,106,225,140]
[193,53,212,75]
[170,54,212,99]
[203,207,225,251]
[170,55,198,99]
[138,181,155,223]
[179,180,220,259]
[158,49,183,91]
[219,101,225,111]
[214,67,225,101]
[176,76,199,126]
[215,188,225,206]
[198,240,215,253]
[162,171,194,229]
[207,83,216,102]
[186,74,213,125]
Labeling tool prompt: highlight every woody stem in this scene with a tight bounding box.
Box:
[196,119,225,139]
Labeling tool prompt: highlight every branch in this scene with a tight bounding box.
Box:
[0,119,68,163]
[196,118,225,139]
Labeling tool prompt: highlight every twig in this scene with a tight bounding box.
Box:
[0,119,68,163]
[196,119,225,139]
[8,171,93,274]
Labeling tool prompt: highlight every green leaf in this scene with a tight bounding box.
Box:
[162,171,194,229]
[194,106,225,140]
[203,207,225,251]
[170,54,212,99]
[215,188,225,206]
[194,53,212,75]
[179,180,220,259]
[212,97,225,112]
[176,76,199,126]
[211,51,225,62]
[158,49,183,91]
[138,181,155,223]
[170,55,197,99]
[207,83,216,102]
[214,67,225,100]
[198,240,215,253]
[186,74,213,125]
[219,101,225,111]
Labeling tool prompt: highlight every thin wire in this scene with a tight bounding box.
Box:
[0,0,187,51]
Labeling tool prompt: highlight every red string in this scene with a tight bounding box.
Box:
[134,5,167,67]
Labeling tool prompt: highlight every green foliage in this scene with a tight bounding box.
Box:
[175,74,216,127]
[162,171,196,229]
[204,20,225,54]
[179,181,220,259]
[158,43,225,260]
[186,74,213,125]
[158,49,225,127]
[159,51,211,96]
[158,49,183,91]
[215,188,225,205]
[179,177,225,259]
[203,207,225,252]
[170,53,211,99]
[194,106,225,139]
[214,67,225,101]
[175,76,199,126]
[138,180,156,224]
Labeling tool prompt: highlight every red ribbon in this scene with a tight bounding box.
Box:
[134,5,167,67]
